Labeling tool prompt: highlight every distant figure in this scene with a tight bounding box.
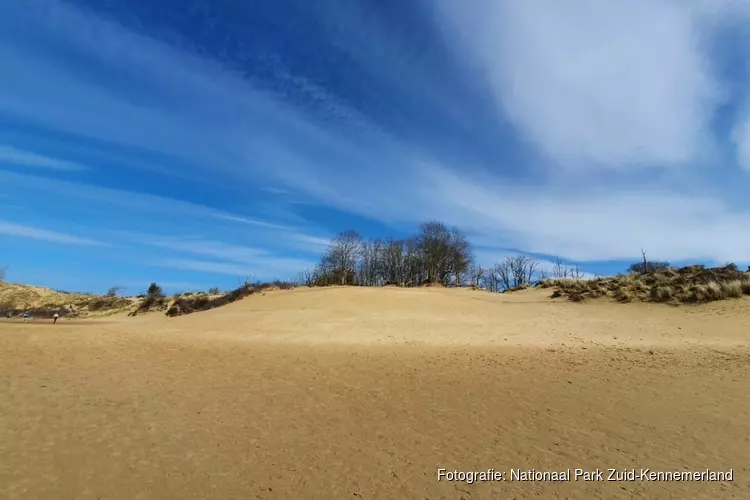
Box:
[5,311,10,319]
[23,311,29,322]
[53,312,59,324]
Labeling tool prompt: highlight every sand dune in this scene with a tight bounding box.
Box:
[1,287,748,499]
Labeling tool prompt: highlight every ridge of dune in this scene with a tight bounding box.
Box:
[115,286,750,349]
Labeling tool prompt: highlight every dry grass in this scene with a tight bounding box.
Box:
[721,280,744,298]
[0,279,297,320]
[539,264,750,305]
[164,281,295,317]
[0,281,137,317]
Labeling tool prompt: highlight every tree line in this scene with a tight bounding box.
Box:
[298,221,586,291]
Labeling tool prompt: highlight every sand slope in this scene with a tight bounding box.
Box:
[1,286,749,499]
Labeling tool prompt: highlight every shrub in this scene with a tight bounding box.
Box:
[208,287,221,295]
[147,282,164,298]
[89,297,113,311]
[628,261,670,274]
[165,283,258,317]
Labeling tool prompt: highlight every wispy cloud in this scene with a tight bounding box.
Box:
[3,0,750,283]
[732,111,750,171]
[287,234,332,254]
[0,220,105,246]
[0,170,296,231]
[142,235,321,278]
[122,280,208,292]
[109,230,330,281]
[156,257,316,278]
[142,238,270,264]
[473,249,599,278]
[0,145,87,171]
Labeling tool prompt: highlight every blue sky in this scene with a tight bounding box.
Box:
[2,0,750,294]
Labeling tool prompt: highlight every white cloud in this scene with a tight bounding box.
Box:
[0,0,386,189]
[146,239,268,263]
[115,232,328,278]
[0,220,105,246]
[157,257,316,278]
[0,145,87,171]
[287,234,332,253]
[3,0,750,271]
[0,170,296,230]
[141,237,322,277]
[473,249,599,279]
[733,112,750,171]
[417,166,750,263]
[435,0,721,169]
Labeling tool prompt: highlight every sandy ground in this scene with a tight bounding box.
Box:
[1,286,749,499]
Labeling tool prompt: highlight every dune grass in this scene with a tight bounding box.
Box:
[539,264,750,305]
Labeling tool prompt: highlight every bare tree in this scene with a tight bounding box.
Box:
[291,221,484,290]
[627,248,669,273]
[310,264,333,286]
[484,266,501,292]
[449,227,472,287]
[494,260,513,290]
[494,256,539,290]
[321,230,363,285]
[403,236,424,286]
[357,239,383,286]
[237,274,253,288]
[418,221,453,284]
[569,264,585,279]
[381,238,406,285]
[549,257,586,279]
[552,257,567,278]
[513,256,538,286]
[469,265,485,288]
[297,269,314,286]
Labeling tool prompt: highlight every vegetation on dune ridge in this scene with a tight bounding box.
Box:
[0,280,136,318]
[0,278,297,319]
[303,229,750,306]
[3,224,750,319]
[162,280,294,317]
[539,263,750,304]
[297,222,586,291]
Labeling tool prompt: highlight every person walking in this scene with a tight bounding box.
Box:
[23,311,29,322]
[53,312,59,324]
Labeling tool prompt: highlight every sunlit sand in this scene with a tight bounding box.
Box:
[1,286,748,499]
